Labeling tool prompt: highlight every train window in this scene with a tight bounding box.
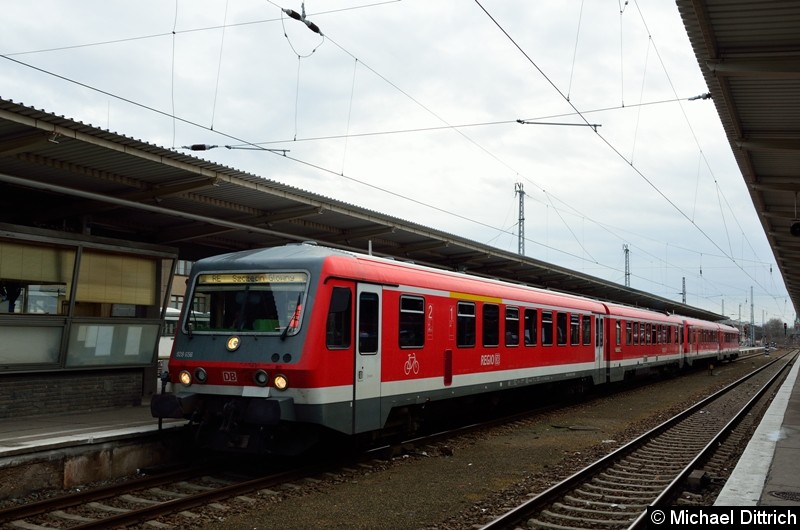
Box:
[596,317,603,347]
[625,321,632,345]
[616,321,622,346]
[582,315,591,345]
[649,324,655,345]
[326,287,352,349]
[358,292,379,354]
[456,301,476,348]
[483,304,500,347]
[505,307,519,346]
[633,322,639,345]
[556,312,567,346]
[399,295,425,348]
[541,310,553,346]
[523,308,537,346]
[192,271,308,335]
[569,314,580,345]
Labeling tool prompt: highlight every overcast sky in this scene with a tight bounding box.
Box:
[0,0,791,325]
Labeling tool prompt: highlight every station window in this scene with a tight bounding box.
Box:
[399,295,425,348]
[0,240,75,315]
[556,312,567,346]
[542,310,553,346]
[169,295,183,309]
[523,308,537,346]
[570,314,580,345]
[456,301,476,348]
[505,306,519,346]
[483,304,500,347]
[175,260,193,276]
[326,287,352,349]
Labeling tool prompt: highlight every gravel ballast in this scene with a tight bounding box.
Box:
[185,355,774,530]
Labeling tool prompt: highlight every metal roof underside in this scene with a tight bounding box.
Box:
[677,0,800,319]
[9,12,780,328]
[0,97,714,318]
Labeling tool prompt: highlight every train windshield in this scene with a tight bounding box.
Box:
[186,271,309,335]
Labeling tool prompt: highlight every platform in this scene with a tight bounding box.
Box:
[713,353,800,506]
[0,399,185,460]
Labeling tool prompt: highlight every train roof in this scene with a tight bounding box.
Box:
[189,243,737,329]
[191,241,351,270]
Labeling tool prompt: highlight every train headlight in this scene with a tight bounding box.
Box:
[254,369,269,386]
[273,374,288,391]
[179,370,192,386]
[194,367,208,384]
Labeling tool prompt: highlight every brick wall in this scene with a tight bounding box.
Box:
[0,370,143,419]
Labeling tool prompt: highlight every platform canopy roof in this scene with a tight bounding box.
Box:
[676,0,800,319]
[0,97,729,321]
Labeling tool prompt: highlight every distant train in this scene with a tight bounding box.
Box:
[151,242,740,454]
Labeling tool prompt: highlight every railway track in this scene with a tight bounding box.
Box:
[0,421,483,529]
[0,458,341,530]
[477,351,797,530]
[0,352,783,529]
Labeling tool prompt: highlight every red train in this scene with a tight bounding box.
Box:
[151,242,740,454]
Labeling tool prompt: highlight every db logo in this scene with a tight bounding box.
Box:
[222,371,238,382]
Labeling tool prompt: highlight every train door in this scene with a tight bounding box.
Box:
[353,283,382,433]
[595,315,606,383]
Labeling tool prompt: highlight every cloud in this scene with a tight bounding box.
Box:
[0,0,789,322]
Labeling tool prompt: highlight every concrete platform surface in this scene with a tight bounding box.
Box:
[715,354,800,506]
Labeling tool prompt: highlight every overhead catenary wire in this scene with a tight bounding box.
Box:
[0,2,785,318]
[473,0,772,300]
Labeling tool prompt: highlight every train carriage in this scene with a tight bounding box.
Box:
[602,303,685,381]
[152,242,739,455]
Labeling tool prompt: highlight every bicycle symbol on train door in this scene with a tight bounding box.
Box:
[404,352,420,375]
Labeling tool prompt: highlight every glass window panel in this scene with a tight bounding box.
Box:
[399,295,425,348]
[505,306,519,346]
[457,302,475,348]
[66,323,159,367]
[482,304,499,347]
[0,325,62,364]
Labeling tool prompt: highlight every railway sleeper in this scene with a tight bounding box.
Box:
[619,454,686,469]
[563,494,649,510]
[551,501,642,517]
[87,501,132,514]
[591,476,669,490]
[525,517,593,530]
[580,482,661,499]
[642,442,704,453]
[50,510,97,523]
[598,469,673,483]
[175,481,217,491]
[582,480,657,492]
[571,486,656,503]
[539,508,634,528]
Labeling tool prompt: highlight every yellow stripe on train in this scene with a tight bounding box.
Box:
[449,291,503,303]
